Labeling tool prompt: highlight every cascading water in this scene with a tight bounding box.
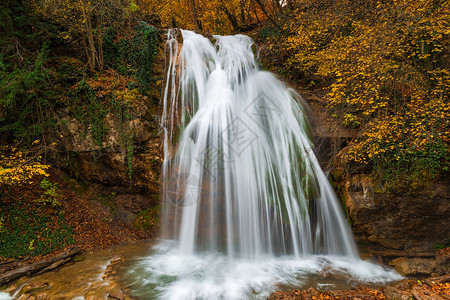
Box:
[161,30,357,258]
[125,30,401,299]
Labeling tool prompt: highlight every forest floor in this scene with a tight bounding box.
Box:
[269,273,450,299]
[0,166,157,281]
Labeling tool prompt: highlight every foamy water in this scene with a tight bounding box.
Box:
[0,293,11,300]
[125,241,401,299]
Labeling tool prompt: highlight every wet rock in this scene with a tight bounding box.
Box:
[51,108,162,232]
[390,257,436,276]
[435,253,450,275]
[344,174,377,223]
[108,292,124,299]
[302,91,353,168]
[340,175,450,251]
[17,291,49,300]
[20,282,51,295]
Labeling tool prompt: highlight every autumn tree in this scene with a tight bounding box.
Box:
[190,0,203,31]
[138,0,278,34]
[263,0,449,186]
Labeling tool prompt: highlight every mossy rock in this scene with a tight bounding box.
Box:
[133,205,159,230]
[73,255,85,262]
[56,57,86,85]
[20,282,51,295]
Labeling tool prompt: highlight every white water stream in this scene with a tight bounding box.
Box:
[124,30,401,299]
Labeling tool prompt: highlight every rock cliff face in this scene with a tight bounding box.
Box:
[50,34,167,227]
[342,174,449,251]
[55,109,162,227]
[59,105,162,198]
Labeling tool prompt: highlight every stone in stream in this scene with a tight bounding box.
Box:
[389,257,436,276]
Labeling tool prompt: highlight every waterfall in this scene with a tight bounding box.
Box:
[125,30,401,300]
[161,30,357,258]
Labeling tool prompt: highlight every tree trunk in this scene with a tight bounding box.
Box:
[251,2,260,23]
[221,5,240,32]
[189,0,203,31]
[86,17,98,69]
[80,1,103,70]
[0,247,81,285]
[252,0,281,29]
[239,0,246,24]
[80,3,97,69]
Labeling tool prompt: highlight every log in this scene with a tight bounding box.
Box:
[0,247,81,285]
[0,260,17,266]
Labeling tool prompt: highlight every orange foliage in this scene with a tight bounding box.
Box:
[263,0,449,186]
[139,0,275,33]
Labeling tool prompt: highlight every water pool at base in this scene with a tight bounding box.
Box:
[118,241,402,300]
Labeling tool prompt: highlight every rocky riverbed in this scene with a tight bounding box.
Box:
[0,241,448,299]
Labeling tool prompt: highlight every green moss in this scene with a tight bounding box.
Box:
[133,206,159,231]
[21,282,51,294]
[73,255,85,262]
[69,80,108,156]
[103,22,158,93]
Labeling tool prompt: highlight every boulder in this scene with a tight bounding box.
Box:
[384,286,413,300]
[340,174,450,251]
[390,257,436,276]
[435,253,450,275]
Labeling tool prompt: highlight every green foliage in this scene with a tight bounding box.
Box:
[0,199,74,260]
[0,0,60,54]
[136,22,158,92]
[434,244,444,251]
[434,240,450,251]
[375,136,449,189]
[258,25,281,39]
[36,179,60,207]
[69,80,109,154]
[103,22,158,93]
[56,57,86,86]
[0,43,60,145]
[0,1,65,146]
[133,206,159,231]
